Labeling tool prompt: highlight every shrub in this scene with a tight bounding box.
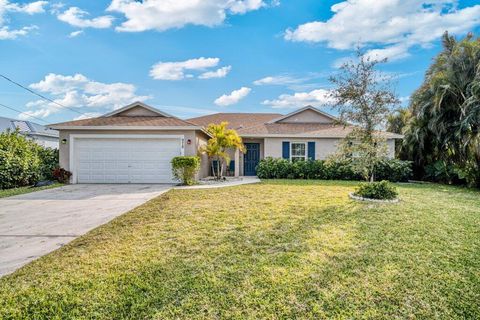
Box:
[37,147,59,181]
[354,180,398,200]
[171,156,200,186]
[256,157,411,182]
[0,130,41,189]
[52,167,72,183]
[375,159,412,182]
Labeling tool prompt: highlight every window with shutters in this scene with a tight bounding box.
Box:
[290,142,307,162]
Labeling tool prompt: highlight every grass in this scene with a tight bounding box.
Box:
[0,183,63,199]
[0,180,479,319]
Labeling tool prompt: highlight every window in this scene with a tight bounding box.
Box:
[290,142,306,162]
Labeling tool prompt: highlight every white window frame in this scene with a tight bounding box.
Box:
[290,142,307,162]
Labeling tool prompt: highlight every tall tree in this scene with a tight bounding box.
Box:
[329,49,399,181]
[402,32,480,186]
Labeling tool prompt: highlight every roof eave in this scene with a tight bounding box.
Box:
[48,125,205,131]
[239,133,403,139]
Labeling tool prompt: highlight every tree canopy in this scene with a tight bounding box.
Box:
[399,32,480,187]
[329,49,399,182]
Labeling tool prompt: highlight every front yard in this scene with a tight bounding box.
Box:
[0,180,479,319]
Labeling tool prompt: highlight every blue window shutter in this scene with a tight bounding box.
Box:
[308,142,316,160]
[282,142,290,159]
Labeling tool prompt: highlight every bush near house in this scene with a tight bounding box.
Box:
[354,180,398,200]
[256,157,412,182]
[37,147,59,181]
[52,168,72,184]
[0,130,59,189]
[171,156,201,186]
[0,130,41,189]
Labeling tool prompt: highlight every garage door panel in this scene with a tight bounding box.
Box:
[74,137,181,184]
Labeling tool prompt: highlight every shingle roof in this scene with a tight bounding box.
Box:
[189,113,403,139]
[49,116,199,128]
[238,122,402,138]
[188,113,282,130]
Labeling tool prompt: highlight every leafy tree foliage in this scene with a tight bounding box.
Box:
[200,122,245,179]
[0,130,41,189]
[329,49,399,181]
[401,32,480,187]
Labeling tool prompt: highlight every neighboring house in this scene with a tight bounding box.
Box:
[0,116,59,149]
[49,102,402,184]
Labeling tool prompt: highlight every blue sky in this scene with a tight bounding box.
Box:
[0,0,479,124]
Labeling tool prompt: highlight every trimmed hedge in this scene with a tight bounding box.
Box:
[171,156,201,186]
[256,157,412,182]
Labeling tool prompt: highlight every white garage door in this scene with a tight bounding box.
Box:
[73,137,182,183]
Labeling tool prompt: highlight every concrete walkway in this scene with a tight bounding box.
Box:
[0,184,172,277]
[175,176,261,189]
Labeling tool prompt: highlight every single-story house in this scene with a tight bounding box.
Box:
[49,102,402,184]
[0,116,59,148]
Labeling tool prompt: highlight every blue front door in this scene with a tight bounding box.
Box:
[244,143,260,176]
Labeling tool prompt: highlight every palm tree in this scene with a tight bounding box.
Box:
[200,122,245,180]
[402,32,480,186]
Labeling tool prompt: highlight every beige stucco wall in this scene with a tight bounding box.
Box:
[58,129,202,174]
[264,137,397,160]
[278,109,333,124]
[195,131,210,178]
[387,139,395,159]
[264,137,340,160]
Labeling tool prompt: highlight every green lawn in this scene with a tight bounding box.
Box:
[0,180,479,319]
[0,183,63,199]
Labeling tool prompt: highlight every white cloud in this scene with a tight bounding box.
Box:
[68,30,84,38]
[285,0,480,61]
[198,66,232,79]
[214,87,251,106]
[22,73,151,119]
[150,57,232,80]
[229,0,265,14]
[0,0,46,40]
[73,112,103,120]
[57,7,114,29]
[0,25,36,39]
[6,1,47,14]
[107,0,273,32]
[18,108,52,120]
[262,88,335,109]
[253,75,304,86]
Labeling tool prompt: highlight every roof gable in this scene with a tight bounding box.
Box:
[269,106,338,124]
[102,101,173,118]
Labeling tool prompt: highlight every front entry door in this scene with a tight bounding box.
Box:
[244,143,260,176]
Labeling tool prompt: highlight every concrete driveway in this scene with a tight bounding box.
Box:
[0,184,172,277]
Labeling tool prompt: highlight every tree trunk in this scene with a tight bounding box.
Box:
[210,159,215,179]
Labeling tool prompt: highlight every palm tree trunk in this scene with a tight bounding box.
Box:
[211,159,215,179]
